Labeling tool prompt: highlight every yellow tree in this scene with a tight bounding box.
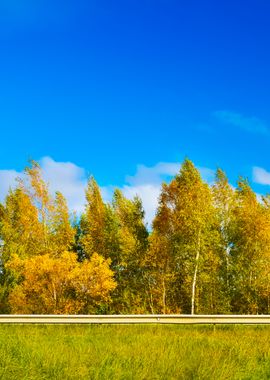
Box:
[7,252,116,314]
[2,161,72,259]
[150,159,217,314]
[50,191,75,256]
[147,183,178,314]
[212,169,236,312]
[173,160,217,314]
[24,160,53,253]
[230,179,270,313]
[0,188,43,260]
[0,186,44,313]
[0,162,117,315]
[80,177,107,258]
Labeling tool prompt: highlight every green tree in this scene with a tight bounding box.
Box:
[150,159,219,314]
[111,190,148,313]
[80,177,107,258]
[212,169,236,313]
[147,182,178,314]
[230,179,270,313]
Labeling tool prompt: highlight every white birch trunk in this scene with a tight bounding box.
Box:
[162,276,166,314]
[191,230,201,315]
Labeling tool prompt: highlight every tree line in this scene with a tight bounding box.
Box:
[1,159,270,315]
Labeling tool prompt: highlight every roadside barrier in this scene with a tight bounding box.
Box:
[1,314,270,324]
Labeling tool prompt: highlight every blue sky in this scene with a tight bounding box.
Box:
[1,0,270,223]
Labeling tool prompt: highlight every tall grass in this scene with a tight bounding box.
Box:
[0,324,270,379]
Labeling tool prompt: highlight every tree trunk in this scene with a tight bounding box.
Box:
[191,230,201,315]
[162,276,166,314]
[147,278,155,314]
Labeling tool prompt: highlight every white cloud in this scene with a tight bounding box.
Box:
[122,162,181,226]
[253,167,270,186]
[0,169,20,202]
[126,162,180,186]
[120,162,215,227]
[199,167,216,183]
[122,184,161,226]
[40,157,87,213]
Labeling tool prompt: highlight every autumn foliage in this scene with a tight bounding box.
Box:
[1,159,270,315]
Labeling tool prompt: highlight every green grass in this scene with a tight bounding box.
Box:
[1,325,270,379]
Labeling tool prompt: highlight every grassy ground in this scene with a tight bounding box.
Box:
[0,324,270,379]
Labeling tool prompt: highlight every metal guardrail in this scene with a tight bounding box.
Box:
[1,314,270,324]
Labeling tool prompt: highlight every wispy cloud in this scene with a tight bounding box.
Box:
[253,166,270,186]
[213,111,269,135]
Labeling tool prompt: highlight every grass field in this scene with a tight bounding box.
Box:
[1,324,270,379]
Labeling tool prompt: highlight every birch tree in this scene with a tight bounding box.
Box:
[51,191,75,256]
[173,159,216,314]
[230,179,270,313]
[80,177,107,258]
[111,190,148,313]
[212,169,236,312]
